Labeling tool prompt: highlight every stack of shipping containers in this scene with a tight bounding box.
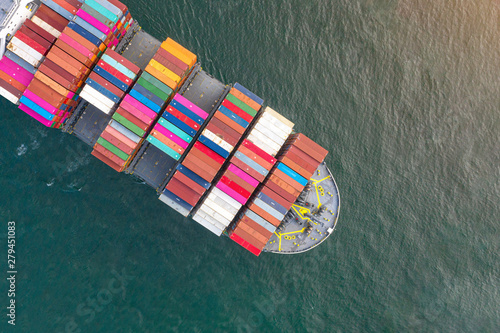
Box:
[225,107,296,255]
[0,3,66,106]
[83,49,141,171]
[92,38,197,172]
[80,49,138,114]
[16,0,132,128]
[187,84,264,235]
[229,133,328,256]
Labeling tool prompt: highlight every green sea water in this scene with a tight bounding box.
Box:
[0,0,499,331]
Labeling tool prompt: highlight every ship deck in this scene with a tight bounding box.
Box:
[263,162,340,253]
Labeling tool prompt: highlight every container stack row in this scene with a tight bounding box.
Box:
[80,49,139,114]
[147,94,207,161]
[229,133,328,256]
[92,38,197,172]
[12,4,71,127]
[188,84,264,235]
[42,0,132,49]
[0,4,66,105]
[17,0,132,128]
[225,107,295,255]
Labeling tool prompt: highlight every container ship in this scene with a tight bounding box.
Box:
[0,0,340,256]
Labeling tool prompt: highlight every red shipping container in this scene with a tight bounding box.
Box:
[232,226,266,250]
[116,108,149,131]
[188,147,223,171]
[172,171,206,196]
[193,141,225,164]
[98,59,133,86]
[229,233,262,256]
[238,145,273,171]
[0,70,26,92]
[93,143,127,165]
[104,49,140,74]
[247,203,281,228]
[219,175,251,199]
[89,72,125,99]
[213,111,245,135]
[91,149,124,172]
[260,186,293,211]
[287,133,328,164]
[224,170,256,194]
[285,145,320,171]
[155,46,189,72]
[181,157,216,183]
[166,177,201,207]
[54,39,94,68]
[221,99,253,123]
[229,156,266,183]
[242,139,276,165]
[167,106,200,131]
[24,19,57,44]
[18,25,52,50]
[239,216,274,239]
[27,78,66,107]
[0,78,22,98]
[38,63,78,92]
[205,121,239,147]
[237,221,270,245]
[264,179,297,204]
[36,4,69,32]
[52,0,81,14]
[14,31,47,55]
[99,131,135,155]
[152,53,184,77]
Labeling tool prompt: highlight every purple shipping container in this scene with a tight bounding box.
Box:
[0,59,34,86]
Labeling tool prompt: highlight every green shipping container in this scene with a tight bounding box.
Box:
[112,113,146,137]
[225,93,257,117]
[96,137,130,161]
[137,77,171,101]
[141,72,173,97]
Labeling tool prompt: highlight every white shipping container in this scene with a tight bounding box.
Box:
[196,210,227,231]
[159,194,190,217]
[9,37,43,61]
[80,90,113,114]
[207,194,240,216]
[255,116,290,141]
[260,111,294,135]
[263,106,295,129]
[211,187,242,210]
[7,39,41,67]
[81,85,116,109]
[202,128,234,153]
[192,214,223,236]
[199,205,232,227]
[252,128,284,150]
[203,198,236,221]
[254,122,287,146]
[31,16,61,38]
[109,120,141,143]
[0,87,20,104]
[248,132,281,155]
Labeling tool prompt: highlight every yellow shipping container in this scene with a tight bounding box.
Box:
[160,38,197,68]
[149,59,181,84]
[145,64,177,91]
